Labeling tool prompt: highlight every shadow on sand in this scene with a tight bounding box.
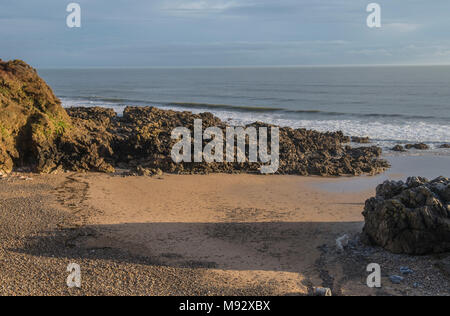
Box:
[11,220,367,294]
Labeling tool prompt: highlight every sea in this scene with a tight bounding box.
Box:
[38,66,450,155]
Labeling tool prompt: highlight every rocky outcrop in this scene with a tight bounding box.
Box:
[405,143,430,150]
[0,141,13,174]
[54,107,116,173]
[64,106,389,176]
[362,177,450,255]
[0,59,390,176]
[440,144,450,149]
[0,59,71,173]
[392,144,432,152]
[392,145,406,152]
[0,59,115,174]
[351,136,371,144]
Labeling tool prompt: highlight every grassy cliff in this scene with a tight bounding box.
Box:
[0,59,71,173]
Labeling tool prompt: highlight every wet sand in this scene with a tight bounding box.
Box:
[316,153,450,193]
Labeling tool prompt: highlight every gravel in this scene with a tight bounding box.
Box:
[0,173,279,296]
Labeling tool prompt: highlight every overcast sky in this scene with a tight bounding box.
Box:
[1,0,450,68]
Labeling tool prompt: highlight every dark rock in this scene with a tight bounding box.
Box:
[0,60,114,174]
[390,275,404,284]
[130,165,163,177]
[440,144,450,149]
[351,136,371,144]
[0,59,70,173]
[313,287,332,296]
[435,257,450,278]
[405,143,430,150]
[400,267,414,275]
[392,145,407,152]
[362,176,450,255]
[61,106,389,177]
[0,142,13,174]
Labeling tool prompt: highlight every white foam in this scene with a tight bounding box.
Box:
[163,104,450,144]
[61,98,127,114]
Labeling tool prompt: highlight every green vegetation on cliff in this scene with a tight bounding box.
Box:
[0,59,115,174]
[0,59,71,173]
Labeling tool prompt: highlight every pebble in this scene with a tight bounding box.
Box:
[400,267,414,275]
[390,275,404,284]
[336,234,350,252]
[313,287,332,296]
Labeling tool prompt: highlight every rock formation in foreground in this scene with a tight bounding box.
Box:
[1,59,390,176]
[0,59,71,174]
[0,59,114,174]
[362,177,450,255]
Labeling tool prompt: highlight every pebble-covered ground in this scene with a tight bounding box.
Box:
[318,234,450,296]
[0,172,449,296]
[0,173,280,296]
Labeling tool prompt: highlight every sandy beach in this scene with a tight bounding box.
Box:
[2,155,449,296]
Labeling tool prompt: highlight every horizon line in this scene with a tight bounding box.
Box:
[36,63,450,70]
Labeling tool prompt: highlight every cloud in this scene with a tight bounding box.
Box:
[435,50,450,57]
[2,0,450,67]
[160,0,248,14]
[383,23,421,33]
[348,49,392,57]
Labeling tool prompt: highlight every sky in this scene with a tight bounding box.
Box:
[1,0,450,68]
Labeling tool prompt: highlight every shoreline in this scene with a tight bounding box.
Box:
[316,153,450,193]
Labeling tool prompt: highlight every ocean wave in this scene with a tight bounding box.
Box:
[169,102,450,121]
[61,96,450,122]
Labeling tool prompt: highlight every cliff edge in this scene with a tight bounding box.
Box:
[0,59,114,173]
